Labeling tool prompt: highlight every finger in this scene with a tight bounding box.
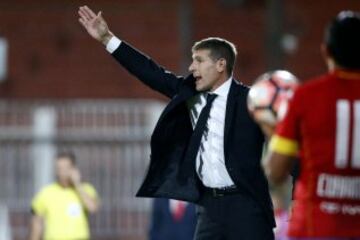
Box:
[79,6,92,21]
[84,5,97,18]
[78,9,91,21]
[78,18,87,28]
[97,11,104,21]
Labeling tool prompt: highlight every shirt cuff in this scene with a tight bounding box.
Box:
[106,36,122,53]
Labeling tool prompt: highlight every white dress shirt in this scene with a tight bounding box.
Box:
[106,37,234,188]
[187,79,235,188]
[106,36,122,53]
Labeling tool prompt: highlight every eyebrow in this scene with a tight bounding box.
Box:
[193,55,203,61]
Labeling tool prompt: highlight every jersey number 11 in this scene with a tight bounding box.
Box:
[336,100,360,169]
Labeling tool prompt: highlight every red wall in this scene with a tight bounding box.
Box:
[0,0,359,99]
[285,0,360,80]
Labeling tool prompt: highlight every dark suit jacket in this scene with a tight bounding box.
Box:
[111,41,275,227]
[149,198,196,240]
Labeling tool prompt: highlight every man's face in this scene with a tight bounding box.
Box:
[55,157,73,184]
[188,49,225,92]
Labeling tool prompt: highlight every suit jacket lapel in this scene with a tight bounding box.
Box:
[171,84,197,107]
[157,75,198,123]
[224,80,241,155]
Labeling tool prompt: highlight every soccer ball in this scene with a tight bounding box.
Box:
[247,70,299,126]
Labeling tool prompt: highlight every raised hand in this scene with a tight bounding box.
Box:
[69,167,82,187]
[78,5,113,45]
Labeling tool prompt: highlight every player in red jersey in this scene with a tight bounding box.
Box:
[262,11,360,240]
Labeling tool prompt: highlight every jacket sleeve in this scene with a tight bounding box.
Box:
[111,41,184,99]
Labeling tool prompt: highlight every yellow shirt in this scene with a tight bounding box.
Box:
[31,183,98,240]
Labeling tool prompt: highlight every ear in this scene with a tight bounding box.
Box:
[320,44,329,60]
[320,44,336,71]
[216,58,227,73]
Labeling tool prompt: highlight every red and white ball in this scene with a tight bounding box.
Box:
[247,70,299,126]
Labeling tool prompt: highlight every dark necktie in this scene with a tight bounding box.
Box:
[182,93,217,180]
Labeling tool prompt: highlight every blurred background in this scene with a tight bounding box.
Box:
[0,0,359,239]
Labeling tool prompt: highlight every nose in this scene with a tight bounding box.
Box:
[188,62,195,72]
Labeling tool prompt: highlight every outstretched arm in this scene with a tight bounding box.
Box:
[78,6,184,98]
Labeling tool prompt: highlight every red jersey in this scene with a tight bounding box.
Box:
[275,70,360,237]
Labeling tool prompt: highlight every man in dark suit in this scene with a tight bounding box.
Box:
[149,199,196,240]
[78,5,275,240]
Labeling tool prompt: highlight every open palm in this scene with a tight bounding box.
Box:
[78,6,110,43]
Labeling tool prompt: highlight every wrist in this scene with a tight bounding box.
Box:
[101,31,114,46]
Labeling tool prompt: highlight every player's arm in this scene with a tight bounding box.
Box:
[264,135,298,184]
[70,168,99,213]
[28,214,43,240]
[74,185,99,214]
[78,5,182,98]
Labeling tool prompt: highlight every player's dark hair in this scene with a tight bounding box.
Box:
[324,10,360,69]
[56,151,76,165]
[192,37,237,76]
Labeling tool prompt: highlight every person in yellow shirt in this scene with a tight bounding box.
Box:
[29,152,99,240]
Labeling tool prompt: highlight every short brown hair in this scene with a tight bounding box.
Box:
[56,151,76,165]
[192,37,237,76]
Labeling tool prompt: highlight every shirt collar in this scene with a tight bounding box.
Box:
[333,69,360,80]
[211,77,232,97]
